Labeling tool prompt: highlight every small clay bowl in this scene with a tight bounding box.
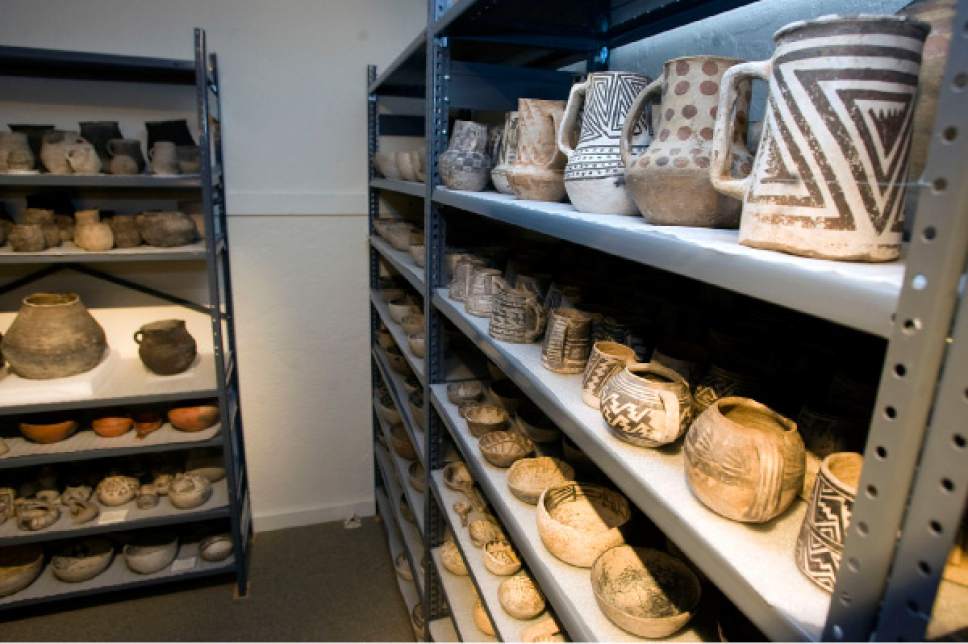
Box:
[487,379,524,413]
[387,298,416,324]
[390,423,417,461]
[168,404,219,432]
[400,313,424,336]
[442,461,473,492]
[464,404,509,437]
[18,419,78,444]
[92,416,133,438]
[507,457,575,505]
[483,539,521,576]
[408,332,426,358]
[134,410,163,438]
[478,430,533,468]
[447,381,484,406]
[498,572,546,620]
[537,482,631,567]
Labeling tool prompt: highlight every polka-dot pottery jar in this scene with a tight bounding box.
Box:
[620,56,752,227]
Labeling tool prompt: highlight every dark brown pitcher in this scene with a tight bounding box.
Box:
[134,319,197,375]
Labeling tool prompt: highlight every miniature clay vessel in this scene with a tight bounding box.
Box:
[591,545,701,638]
[465,404,509,438]
[489,286,546,344]
[442,461,474,494]
[479,430,533,468]
[168,404,219,432]
[709,15,928,261]
[521,615,565,642]
[484,539,522,576]
[600,362,695,447]
[135,319,197,375]
[136,484,159,509]
[582,341,636,409]
[65,141,102,174]
[541,307,593,374]
[491,111,519,194]
[168,473,213,509]
[92,415,133,438]
[51,537,114,583]
[498,572,546,619]
[623,56,750,227]
[64,498,99,524]
[513,403,560,444]
[185,448,226,482]
[200,533,234,562]
[684,397,804,523]
[9,224,45,252]
[15,499,60,531]
[474,599,496,636]
[507,99,568,201]
[439,120,491,191]
[440,539,468,576]
[18,419,77,444]
[537,481,631,567]
[465,267,507,318]
[506,457,575,505]
[2,292,107,379]
[796,451,863,592]
[136,211,198,247]
[559,71,652,214]
[390,423,417,460]
[0,544,44,597]
[123,533,178,574]
[96,475,140,506]
[447,381,484,406]
[108,215,142,248]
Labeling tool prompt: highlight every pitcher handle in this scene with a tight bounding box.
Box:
[620,77,662,168]
[527,301,546,343]
[133,330,144,345]
[543,110,568,170]
[557,79,588,160]
[710,60,771,200]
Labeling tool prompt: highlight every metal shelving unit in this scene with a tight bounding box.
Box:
[370,0,968,641]
[0,32,251,610]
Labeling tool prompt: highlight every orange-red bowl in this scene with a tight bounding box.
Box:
[92,416,133,438]
[168,405,219,432]
[19,420,78,444]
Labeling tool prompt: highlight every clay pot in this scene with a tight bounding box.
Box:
[506,457,574,505]
[442,461,474,493]
[73,219,114,251]
[387,297,418,324]
[465,267,506,318]
[135,319,197,375]
[2,292,107,379]
[40,130,84,174]
[124,533,178,574]
[390,423,417,460]
[64,498,99,525]
[108,216,142,248]
[448,257,486,303]
[498,572,546,619]
[96,475,139,506]
[65,141,102,174]
[491,111,519,194]
[600,362,694,447]
[134,410,164,438]
[15,499,60,531]
[474,599,496,636]
[469,512,505,547]
[200,534,233,562]
[478,430,533,468]
[439,120,491,191]
[0,544,44,597]
[536,482,630,567]
[136,484,159,509]
[446,381,483,406]
[51,537,114,583]
[484,539,521,576]
[465,404,509,437]
[541,307,593,374]
[400,313,424,336]
[41,223,61,248]
[440,539,468,576]
[796,452,863,592]
[397,151,417,182]
[137,211,198,247]
[591,545,701,638]
[168,404,219,432]
[582,341,636,409]
[373,151,399,179]
[18,419,77,443]
[684,397,804,523]
[9,224,46,252]
[169,473,213,509]
[489,286,546,344]
[0,132,35,172]
[92,415,133,438]
[23,208,54,225]
[507,99,567,202]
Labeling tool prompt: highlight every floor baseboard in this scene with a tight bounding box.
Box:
[253,496,375,532]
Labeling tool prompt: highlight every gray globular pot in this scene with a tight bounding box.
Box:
[134,319,197,375]
[136,211,198,247]
[2,293,107,379]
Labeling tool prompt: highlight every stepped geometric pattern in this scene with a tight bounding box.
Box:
[795,458,856,591]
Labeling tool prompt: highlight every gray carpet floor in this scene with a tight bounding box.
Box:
[1,518,415,641]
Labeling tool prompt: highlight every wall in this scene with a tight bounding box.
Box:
[0,0,426,530]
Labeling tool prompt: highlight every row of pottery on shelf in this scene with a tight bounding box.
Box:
[0,291,199,379]
[438,9,955,262]
[5,208,202,252]
[373,149,427,183]
[372,218,425,268]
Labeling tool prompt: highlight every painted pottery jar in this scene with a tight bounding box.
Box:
[135,319,197,375]
[137,211,198,247]
[582,341,637,409]
[478,430,533,468]
[491,111,519,194]
[439,120,491,191]
[710,16,929,261]
[51,537,114,583]
[2,292,107,379]
[684,397,804,523]
[489,287,546,344]
[796,451,863,592]
[600,362,694,447]
[536,482,631,567]
[39,130,85,174]
[506,456,574,505]
[124,533,178,575]
[507,99,568,202]
[449,256,486,302]
[0,544,44,597]
[558,71,652,214]
[0,132,34,172]
[465,267,507,318]
[97,475,140,506]
[623,56,751,227]
[540,307,593,374]
[65,141,102,174]
[8,224,46,252]
[693,364,761,413]
[169,472,213,509]
[15,499,60,531]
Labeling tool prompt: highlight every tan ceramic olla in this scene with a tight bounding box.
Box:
[491,111,519,194]
[507,99,567,202]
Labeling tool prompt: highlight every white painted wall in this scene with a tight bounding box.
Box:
[0,0,426,530]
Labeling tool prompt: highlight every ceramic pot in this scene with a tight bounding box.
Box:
[40,130,84,174]
[176,145,201,173]
[600,362,693,447]
[169,473,213,509]
[439,120,491,191]
[18,419,77,443]
[489,287,546,344]
[124,533,178,574]
[465,267,507,318]
[484,539,522,576]
[400,313,424,336]
[397,151,417,182]
[465,403,509,437]
[693,365,761,413]
[591,545,701,638]
[442,461,474,493]
[149,141,178,175]
[137,211,198,247]
[92,415,133,438]
[387,297,418,323]
[64,498,99,525]
[373,151,400,179]
[448,256,485,302]
[74,209,98,226]
[407,332,425,358]
[2,292,106,379]
[710,16,928,261]
[491,111,519,194]
[96,475,139,506]
[51,537,114,583]
[469,512,504,546]
[106,138,146,174]
[0,132,35,172]
[498,572,546,619]
[135,319,197,375]
[474,599,496,636]
[540,307,593,374]
[79,121,122,164]
[74,221,114,251]
[134,410,164,438]
[507,99,567,201]
[9,224,45,252]
[623,56,750,227]
[684,397,804,523]
[506,457,574,505]
[446,381,483,406]
[65,141,102,174]
[440,539,468,576]
[0,544,44,597]
[168,404,220,432]
[108,215,142,248]
[54,214,74,243]
[478,430,533,468]
[536,482,631,567]
[559,71,652,214]
[15,499,60,531]
[200,534,233,562]
[8,124,54,161]
[582,341,636,409]
[796,451,863,592]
